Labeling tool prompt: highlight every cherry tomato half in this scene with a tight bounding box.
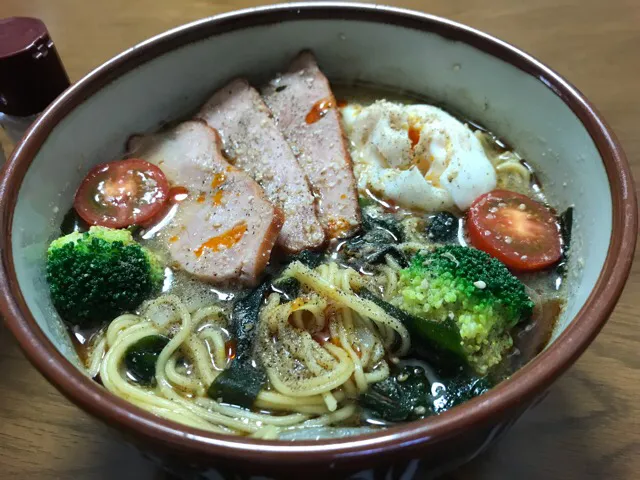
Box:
[74,159,169,229]
[467,189,562,272]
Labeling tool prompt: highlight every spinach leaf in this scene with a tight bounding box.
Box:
[359,288,465,358]
[207,283,269,408]
[341,210,407,269]
[426,212,459,243]
[362,364,493,421]
[361,210,404,241]
[343,229,407,266]
[271,277,301,302]
[207,359,267,408]
[207,248,325,408]
[361,366,431,422]
[124,335,170,386]
[431,374,493,414]
[230,283,269,360]
[287,250,324,269]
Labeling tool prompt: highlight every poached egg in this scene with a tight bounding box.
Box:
[341,100,496,211]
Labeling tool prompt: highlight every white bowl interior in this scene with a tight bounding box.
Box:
[11,18,610,368]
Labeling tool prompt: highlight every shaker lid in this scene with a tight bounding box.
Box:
[0,17,70,116]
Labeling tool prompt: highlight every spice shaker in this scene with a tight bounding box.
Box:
[0,17,70,157]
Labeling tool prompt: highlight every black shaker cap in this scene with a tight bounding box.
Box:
[0,17,70,116]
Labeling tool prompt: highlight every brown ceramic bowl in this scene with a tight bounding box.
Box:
[0,3,636,478]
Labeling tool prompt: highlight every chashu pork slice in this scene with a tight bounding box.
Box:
[262,51,361,239]
[197,78,325,253]
[127,120,283,286]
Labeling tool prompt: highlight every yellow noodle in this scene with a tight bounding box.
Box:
[251,425,280,439]
[284,261,410,355]
[186,335,218,386]
[322,392,338,412]
[90,258,411,437]
[265,343,354,397]
[475,130,530,190]
[106,314,141,347]
[255,390,345,411]
[300,404,358,428]
[85,332,106,378]
[199,328,228,371]
[164,353,204,394]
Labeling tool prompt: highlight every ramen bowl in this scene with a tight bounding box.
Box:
[0,3,636,478]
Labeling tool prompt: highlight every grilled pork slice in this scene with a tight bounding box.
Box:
[127,121,283,285]
[197,78,325,253]
[262,51,361,239]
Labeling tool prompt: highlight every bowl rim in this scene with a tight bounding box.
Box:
[0,1,636,467]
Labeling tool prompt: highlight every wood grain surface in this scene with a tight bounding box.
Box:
[0,1,638,479]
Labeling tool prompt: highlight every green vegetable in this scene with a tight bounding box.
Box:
[286,250,325,269]
[207,248,326,408]
[359,288,465,358]
[207,282,269,408]
[426,212,459,243]
[207,360,267,408]
[342,209,407,269]
[46,226,163,327]
[432,373,493,414]
[361,366,431,422]
[124,335,169,386]
[343,229,407,267]
[363,363,495,421]
[230,283,269,359]
[395,245,533,374]
[272,277,301,302]
[361,209,404,242]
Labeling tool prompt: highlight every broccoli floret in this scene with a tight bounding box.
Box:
[46,226,163,327]
[395,245,533,374]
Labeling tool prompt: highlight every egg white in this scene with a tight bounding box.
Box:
[341,100,497,211]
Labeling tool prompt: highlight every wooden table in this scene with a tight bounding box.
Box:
[0,1,638,478]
